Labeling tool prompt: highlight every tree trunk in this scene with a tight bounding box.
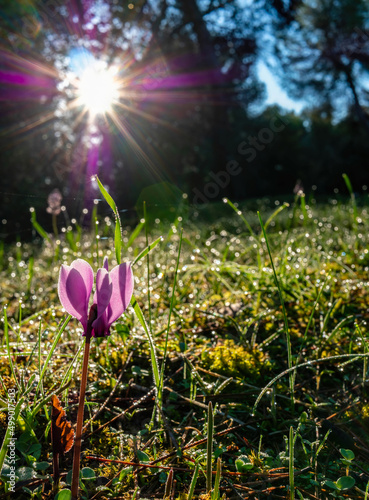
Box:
[176,0,231,197]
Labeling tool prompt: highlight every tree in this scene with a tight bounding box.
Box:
[266,0,369,130]
[0,0,264,236]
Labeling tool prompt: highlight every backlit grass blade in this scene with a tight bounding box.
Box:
[342,173,358,223]
[132,236,162,266]
[264,202,289,230]
[95,175,118,214]
[95,175,122,264]
[125,221,144,249]
[30,209,51,243]
[224,198,255,236]
[131,296,160,391]
[300,194,308,224]
[114,222,122,265]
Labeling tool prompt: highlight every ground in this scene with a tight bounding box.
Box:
[1,193,369,499]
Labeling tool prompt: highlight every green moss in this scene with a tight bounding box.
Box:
[201,339,271,378]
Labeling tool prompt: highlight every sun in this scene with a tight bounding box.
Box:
[76,61,119,116]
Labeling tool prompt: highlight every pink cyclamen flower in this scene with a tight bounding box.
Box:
[58,257,133,337]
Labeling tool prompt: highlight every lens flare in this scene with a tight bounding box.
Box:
[76,62,119,115]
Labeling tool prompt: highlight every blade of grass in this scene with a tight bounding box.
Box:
[61,343,84,388]
[253,352,369,413]
[324,315,354,345]
[207,401,214,493]
[125,221,144,249]
[164,468,174,498]
[300,194,308,225]
[342,173,358,223]
[131,297,160,392]
[96,176,122,264]
[30,209,51,243]
[3,306,20,391]
[143,202,152,335]
[26,256,34,296]
[213,457,222,499]
[159,229,183,396]
[35,314,71,397]
[182,355,211,396]
[224,198,255,236]
[187,464,199,500]
[37,320,43,396]
[264,202,289,230]
[32,381,72,417]
[314,429,331,461]
[132,236,162,266]
[258,212,293,401]
[224,198,261,270]
[296,277,328,360]
[289,426,294,500]
[0,395,25,472]
[356,323,368,385]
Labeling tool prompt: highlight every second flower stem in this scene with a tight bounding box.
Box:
[71,332,91,500]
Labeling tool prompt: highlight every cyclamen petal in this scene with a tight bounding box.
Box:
[71,259,94,296]
[107,263,134,325]
[95,268,113,320]
[58,259,94,333]
[103,256,109,271]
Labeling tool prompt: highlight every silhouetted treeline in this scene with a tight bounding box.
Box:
[0,0,369,240]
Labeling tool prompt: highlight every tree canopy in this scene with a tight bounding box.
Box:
[0,0,368,239]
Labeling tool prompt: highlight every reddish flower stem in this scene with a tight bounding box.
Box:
[71,330,91,500]
[52,451,60,491]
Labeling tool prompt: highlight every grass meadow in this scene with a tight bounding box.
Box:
[1,184,369,499]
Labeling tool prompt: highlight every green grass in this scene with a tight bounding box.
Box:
[1,191,369,499]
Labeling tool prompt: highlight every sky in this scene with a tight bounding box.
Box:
[257,61,305,113]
